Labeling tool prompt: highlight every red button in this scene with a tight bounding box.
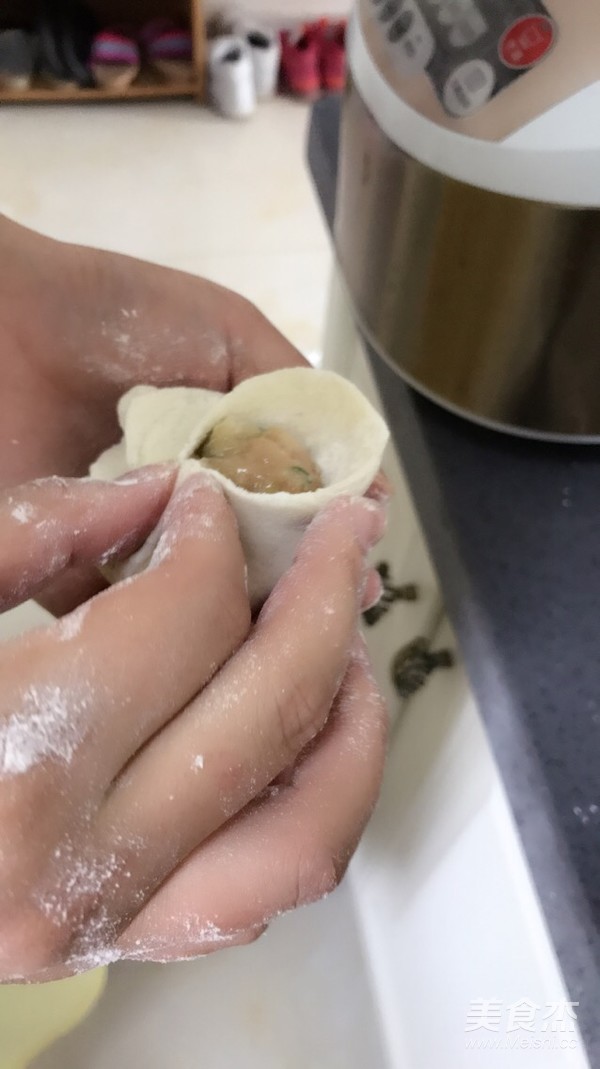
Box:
[499,15,555,70]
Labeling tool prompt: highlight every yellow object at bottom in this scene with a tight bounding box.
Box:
[0,968,108,1068]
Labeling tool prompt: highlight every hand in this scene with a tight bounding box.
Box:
[0,473,387,980]
[0,214,305,489]
[0,214,306,614]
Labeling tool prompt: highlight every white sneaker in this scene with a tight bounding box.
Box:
[234,23,281,100]
[209,36,256,119]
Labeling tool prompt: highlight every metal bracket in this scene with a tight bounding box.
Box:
[391,637,454,699]
[363,561,419,626]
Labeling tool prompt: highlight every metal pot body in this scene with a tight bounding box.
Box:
[335,81,600,440]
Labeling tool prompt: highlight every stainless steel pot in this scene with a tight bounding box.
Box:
[337,13,600,441]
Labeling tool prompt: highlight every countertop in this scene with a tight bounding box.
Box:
[308,95,600,1062]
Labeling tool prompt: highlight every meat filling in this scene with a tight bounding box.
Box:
[197,416,323,494]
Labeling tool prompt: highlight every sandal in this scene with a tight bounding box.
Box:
[90,28,140,90]
[142,18,193,84]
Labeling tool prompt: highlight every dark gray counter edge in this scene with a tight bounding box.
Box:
[307,95,600,1063]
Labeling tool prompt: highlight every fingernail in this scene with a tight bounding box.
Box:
[361,568,384,610]
[115,464,175,486]
[368,472,393,504]
[348,497,387,553]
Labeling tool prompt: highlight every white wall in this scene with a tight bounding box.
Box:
[206,0,351,24]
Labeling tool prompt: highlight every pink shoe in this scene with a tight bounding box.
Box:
[279,27,320,98]
[319,21,346,93]
[142,18,193,83]
[90,29,140,90]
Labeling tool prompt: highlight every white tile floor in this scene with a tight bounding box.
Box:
[0,97,332,360]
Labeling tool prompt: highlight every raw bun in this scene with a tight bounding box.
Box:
[90,368,389,606]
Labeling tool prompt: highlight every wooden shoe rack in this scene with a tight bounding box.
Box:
[0,0,205,104]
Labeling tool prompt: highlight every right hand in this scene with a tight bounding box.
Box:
[0,469,387,980]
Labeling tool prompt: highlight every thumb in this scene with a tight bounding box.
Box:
[0,466,175,613]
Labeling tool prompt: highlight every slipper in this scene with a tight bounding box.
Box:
[90,29,140,90]
[0,29,35,91]
[142,18,193,83]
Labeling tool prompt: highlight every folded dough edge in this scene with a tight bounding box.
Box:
[90,368,389,606]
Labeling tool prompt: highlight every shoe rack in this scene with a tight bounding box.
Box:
[0,0,205,104]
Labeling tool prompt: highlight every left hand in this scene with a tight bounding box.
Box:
[0,215,306,614]
[0,214,305,489]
